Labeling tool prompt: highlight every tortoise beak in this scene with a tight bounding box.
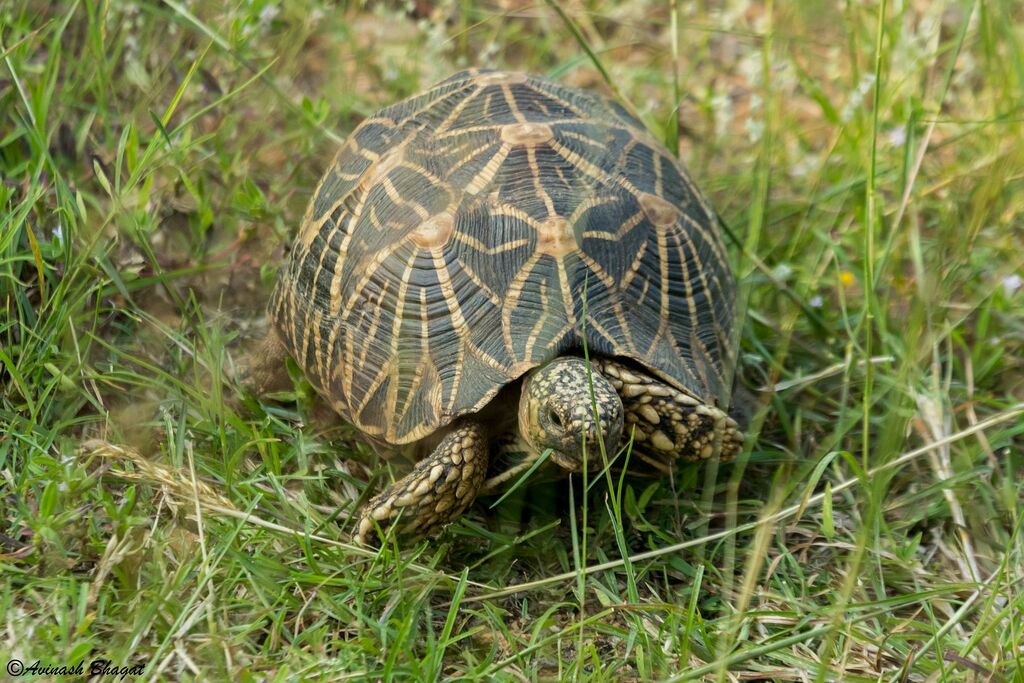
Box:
[549,444,607,472]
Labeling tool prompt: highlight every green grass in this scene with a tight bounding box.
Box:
[2,0,1023,680]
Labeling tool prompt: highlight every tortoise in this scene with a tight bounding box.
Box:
[250,68,742,544]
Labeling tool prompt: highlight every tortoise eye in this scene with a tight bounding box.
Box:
[547,408,563,430]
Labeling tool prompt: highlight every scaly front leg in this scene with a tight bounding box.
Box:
[595,359,743,467]
[356,420,488,544]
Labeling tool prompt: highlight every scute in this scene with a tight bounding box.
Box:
[270,68,735,445]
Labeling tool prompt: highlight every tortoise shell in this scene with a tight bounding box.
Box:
[269,68,735,445]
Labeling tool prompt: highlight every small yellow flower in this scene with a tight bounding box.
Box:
[839,270,856,288]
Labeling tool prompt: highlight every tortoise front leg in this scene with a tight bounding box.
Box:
[356,420,488,545]
[595,359,743,464]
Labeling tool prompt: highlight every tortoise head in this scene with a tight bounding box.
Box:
[518,357,624,471]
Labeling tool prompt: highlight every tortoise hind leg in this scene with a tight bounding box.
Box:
[240,329,293,396]
[356,420,488,545]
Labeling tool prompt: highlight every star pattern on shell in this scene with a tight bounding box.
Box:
[270,68,736,445]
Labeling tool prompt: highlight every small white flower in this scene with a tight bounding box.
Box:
[1003,273,1022,296]
[710,91,731,139]
[809,295,823,308]
[480,41,499,62]
[52,222,63,244]
[771,263,793,281]
[840,73,876,123]
[789,157,815,178]
[745,117,764,143]
[887,127,907,147]
[259,4,280,23]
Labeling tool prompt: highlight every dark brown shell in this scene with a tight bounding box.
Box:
[270,69,735,445]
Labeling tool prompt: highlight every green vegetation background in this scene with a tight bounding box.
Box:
[1,1,1022,680]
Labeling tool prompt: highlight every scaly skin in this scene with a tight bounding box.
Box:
[356,420,488,545]
[357,356,741,543]
[245,335,742,543]
[356,357,625,544]
[594,358,743,467]
[517,357,624,472]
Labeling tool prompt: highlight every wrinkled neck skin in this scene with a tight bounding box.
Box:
[518,357,624,471]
